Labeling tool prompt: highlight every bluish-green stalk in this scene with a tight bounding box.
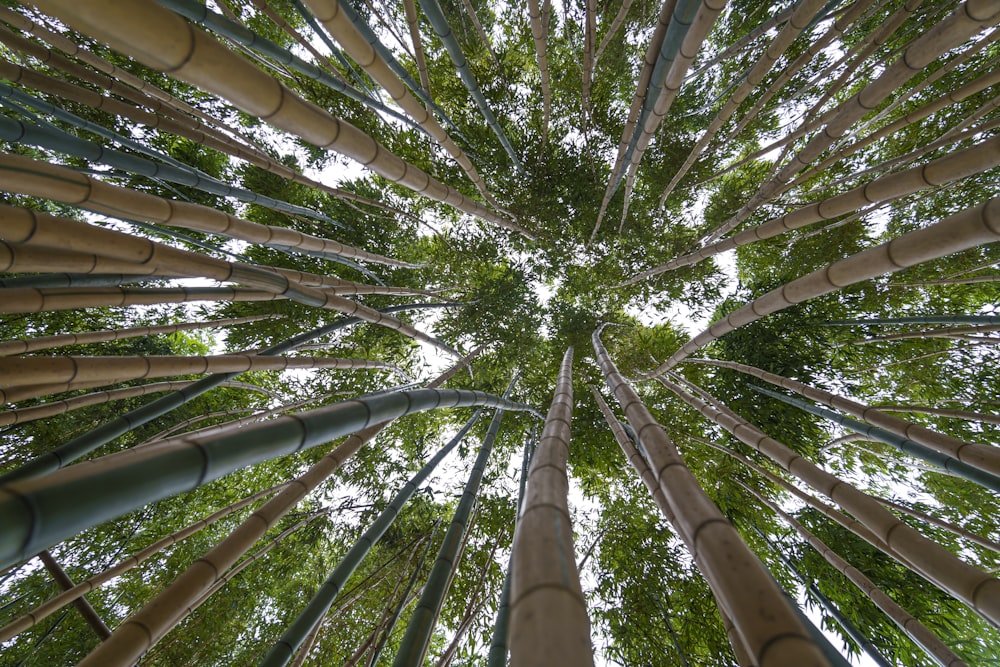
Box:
[415,0,524,173]
[393,375,519,665]
[259,411,484,667]
[0,388,531,570]
[750,385,1000,493]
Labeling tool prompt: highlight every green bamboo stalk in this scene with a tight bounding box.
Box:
[391,376,519,666]
[260,410,486,667]
[749,384,1000,493]
[414,0,524,173]
[0,388,529,571]
[0,303,445,484]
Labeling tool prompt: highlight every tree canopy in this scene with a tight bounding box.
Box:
[1,0,999,665]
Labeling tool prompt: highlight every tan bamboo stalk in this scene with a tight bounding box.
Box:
[582,0,596,125]
[0,315,271,357]
[593,0,634,63]
[0,381,252,426]
[656,0,830,207]
[299,0,508,212]
[820,433,877,456]
[688,358,1000,477]
[790,55,1000,191]
[684,432,894,562]
[872,405,1000,427]
[509,348,594,666]
[740,482,968,667]
[896,275,1000,288]
[402,0,432,95]
[944,257,999,279]
[721,0,875,149]
[0,153,417,269]
[0,483,283,642]
[592,332,827,666]
[0,285,284,318]
[591,0,677,241]
[0,378,277,407]
[31,0,523,235]
[527,0,552,147]
[76,349,483,666]
[436,597,488,667]
[878,497,1000,555]
[0,354,403,389]
[845,344,976,377]
[0,5,267,153]
[37,550,112,640]
[617,0,729,225]
[656,375,1000,628]
[1,207,453,354]
[629,132,1000,284]
[646,196,1000,376]
[289,618,324,667]
[701,0,1000,244]
[587,386,758,665]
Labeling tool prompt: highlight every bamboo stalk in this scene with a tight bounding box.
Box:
[593,330,827,665]
[509,348,595,666]
[646,196,1000,375]
[658,376,1000,629]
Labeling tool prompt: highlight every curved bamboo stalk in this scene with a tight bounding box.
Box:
[0,482,284,642]
[1,205,453,355]
[31,0,522,233]
[689,359,1000,479]
[509,348,595,666]
[527,0,552,147]
[402,0,432,95]
[872,405,1000,426]
[0,315,271,357]
[0,153,416,269]
[156,0,431,135]
[391,377,516,667]
[0,285,284,318]
[0,381,263,427]
[457,0,497,63]
[701,0,1000,244]
[0,92,345,229]
[656,375,1000,629]
[656,0,830,207]
[0,389,528,573]
[262,409,486,667]
[742,482,966,667]
[588,386,758,665]
[849,324,1000,346]
[593,331,827,666]
[414,0,524,174]
[686,0,800,80]
[269,0,508,212]
[68,348,484,666]
[646,196,1000,376]
[592,0,677,240]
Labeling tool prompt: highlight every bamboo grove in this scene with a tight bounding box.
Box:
[0,0,998,664]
